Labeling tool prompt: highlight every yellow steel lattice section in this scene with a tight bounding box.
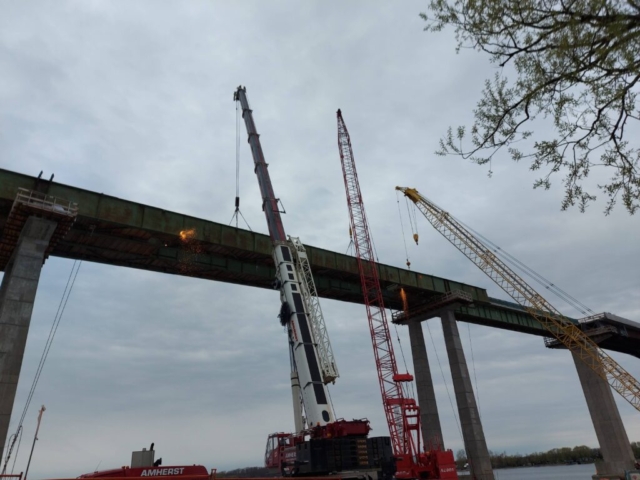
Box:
[396,186,640,412]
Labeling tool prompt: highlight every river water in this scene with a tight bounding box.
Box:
[461,464,597,479]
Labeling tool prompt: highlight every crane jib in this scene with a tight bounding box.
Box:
[397,185,640,414]
[235,88,286,243]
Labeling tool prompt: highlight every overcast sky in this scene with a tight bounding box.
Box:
[1,1,639,478]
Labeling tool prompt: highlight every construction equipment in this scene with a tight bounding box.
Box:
[234,87,393,479]
[74,445,214,480]
[289,236,339,384]
[396,186,640,412]
[336,110,457,480]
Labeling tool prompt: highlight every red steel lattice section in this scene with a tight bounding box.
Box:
[336,110,420,461]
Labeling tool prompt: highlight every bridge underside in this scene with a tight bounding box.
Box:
[0,168,637,357]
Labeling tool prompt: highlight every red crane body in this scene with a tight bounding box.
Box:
[336,110,457,480]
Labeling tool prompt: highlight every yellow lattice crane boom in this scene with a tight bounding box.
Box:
[396,186,640,412]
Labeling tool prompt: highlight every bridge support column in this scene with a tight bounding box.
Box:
[408,321,444,450]
[441,310,494,480]
[572,351,636,479]
[0,217,57,456]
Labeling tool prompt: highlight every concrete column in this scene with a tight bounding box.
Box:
[0,217,57,455]
[408,321,444,450]
[572,351,636,477]
[441,310,494,480]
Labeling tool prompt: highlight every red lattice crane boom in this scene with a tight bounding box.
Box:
[337,110,457,480]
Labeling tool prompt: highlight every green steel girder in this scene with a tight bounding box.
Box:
[0,168,489,305]
[2,167,637,358]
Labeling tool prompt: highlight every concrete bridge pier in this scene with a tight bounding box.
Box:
[408,321,444,450]
[441,310,494,480]
[0,216,57,456]
[572,351,636,479]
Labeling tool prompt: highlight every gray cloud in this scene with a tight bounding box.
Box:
[1,1,639,478]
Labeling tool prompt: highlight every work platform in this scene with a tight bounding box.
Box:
[0,187,77,269]
[0,168,638,358]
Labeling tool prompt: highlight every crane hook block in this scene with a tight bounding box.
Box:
[413,233,419,245]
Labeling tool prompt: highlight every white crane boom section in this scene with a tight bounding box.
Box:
[288,236,340,384]
[234,86,336,427]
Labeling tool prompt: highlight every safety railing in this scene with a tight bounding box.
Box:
[13,187,78,217]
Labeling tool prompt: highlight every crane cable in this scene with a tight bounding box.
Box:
[402,196,593,317]
[229,99,252,230]
[466,323,482,419]
[397,194,463,440]
[357,194,413,399]
[2,258,82,474]
[398,197,484,421]
[425,321,463,445]
[395,191,411,269]
[9,427,22,475]
[459,219,594,316]
[405,196,419,245]
[236,99,240,202]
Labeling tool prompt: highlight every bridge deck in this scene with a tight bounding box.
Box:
[0,168,636,357]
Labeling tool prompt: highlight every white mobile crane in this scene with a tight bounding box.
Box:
[234,87,391,479]
[286,236,339,433]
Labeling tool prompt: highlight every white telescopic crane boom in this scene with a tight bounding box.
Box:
[234,86,335,427]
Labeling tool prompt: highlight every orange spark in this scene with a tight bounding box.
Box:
[179,228,196,241]
[399,287,409,315]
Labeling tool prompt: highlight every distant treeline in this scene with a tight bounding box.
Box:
[214,442,640,477]
[456,442,640,470]
[215,466,279,478]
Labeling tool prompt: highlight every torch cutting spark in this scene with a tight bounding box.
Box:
[399,287,409,315]
[179,228,196,241]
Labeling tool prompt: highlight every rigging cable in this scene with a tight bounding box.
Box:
[2,259,82,475]
[466,323,482,419]
[1,428,20,475]
[396,190,411,269]
[9,427,22,475]
[411,193,594,316]
[404,196,421,246]
[229,99,252,230]
[451,213,593,316]
[425,320,463,445]
[345,227,354,256]
[326,384,337,421]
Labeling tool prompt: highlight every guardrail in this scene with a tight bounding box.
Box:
[13,187,78,217]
